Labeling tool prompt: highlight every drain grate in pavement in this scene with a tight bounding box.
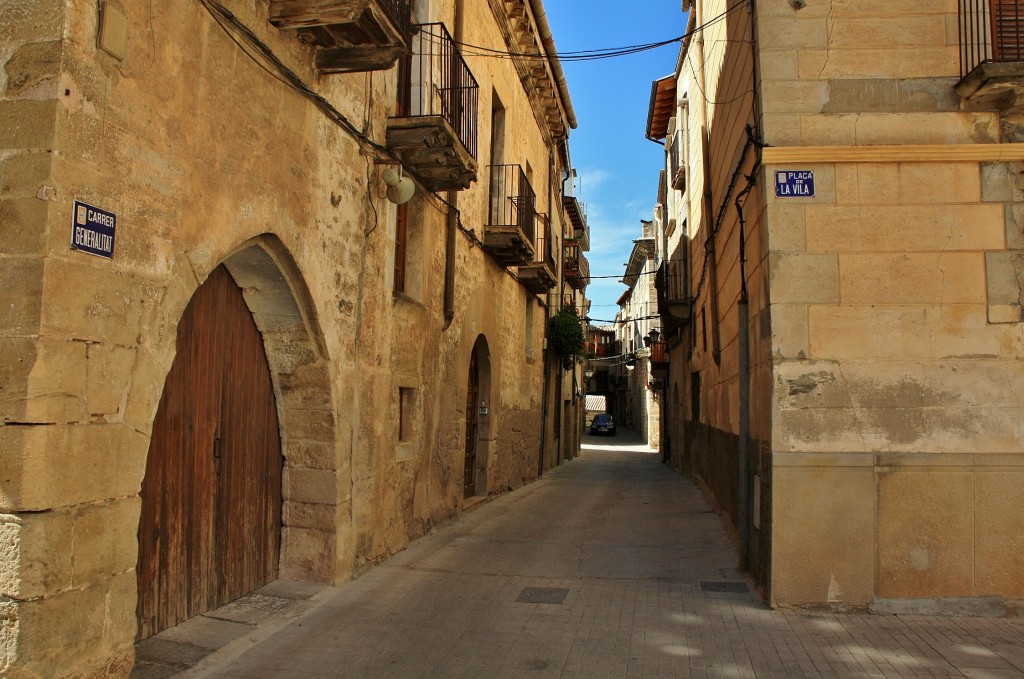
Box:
[701,581,748,593]
[516,587,570,605]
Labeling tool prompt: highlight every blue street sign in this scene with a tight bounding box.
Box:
[70,200,116,259]
[774,170,815,198]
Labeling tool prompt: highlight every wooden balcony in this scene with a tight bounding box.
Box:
[483,164,536,267]
[649,340,669,379]
[269,0,412,73]
[656,259,691,327]
[957,0,1024,110]
[518,213,557,294]
[386,24,479,191]
[565,195,589,245]
[564,241,589,291]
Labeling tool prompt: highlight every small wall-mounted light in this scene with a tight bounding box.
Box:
[787,0,806,9]
[382,167,415,205]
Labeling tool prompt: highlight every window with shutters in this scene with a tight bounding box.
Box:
[394,202,409,294]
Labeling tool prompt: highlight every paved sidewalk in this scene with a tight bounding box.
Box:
[180,432,1024,678]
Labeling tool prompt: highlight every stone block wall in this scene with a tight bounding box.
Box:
[768,157,1024,607]
[0,0,573,674]
[754,0,1024,609]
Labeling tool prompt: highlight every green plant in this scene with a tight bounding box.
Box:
[547,308,585,358]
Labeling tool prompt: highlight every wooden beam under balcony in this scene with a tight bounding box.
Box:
[517,262,557,294]
[564,242,589,291]
[563,195,585,235]
[483,226,535,267]
[270,0,369,27]
[386,116,479,191]
[269,0,411,73]
[316,44,406,72]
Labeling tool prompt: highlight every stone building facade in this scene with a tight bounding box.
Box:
[648,0,1024,610]
[613,224,661,449]
[0,0,583,675]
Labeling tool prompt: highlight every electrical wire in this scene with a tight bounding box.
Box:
[585,314,662,325]
[197,0,393,161]
[196,0,723,313]
[417,1,749,63]
[586,269,658,280]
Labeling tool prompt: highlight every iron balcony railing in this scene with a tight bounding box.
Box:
[960,0,1024,77]
[398,23,479,158]
[659,258,688,302]
[564,240,590,290]
[380,0,413,45]
[487,164,536,244]
[533,213,557,272]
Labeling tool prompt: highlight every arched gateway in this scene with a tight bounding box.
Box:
[137,265,283,639]
[136,239,339,640]
[463,336,492,499]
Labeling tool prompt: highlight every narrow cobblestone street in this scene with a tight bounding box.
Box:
[175,433,1024,679]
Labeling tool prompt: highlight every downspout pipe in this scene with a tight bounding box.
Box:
[737,165,751,568]
[443,191,457,329]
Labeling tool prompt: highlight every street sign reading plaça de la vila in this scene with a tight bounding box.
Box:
[775,170,815,198]
[71,200,117,259]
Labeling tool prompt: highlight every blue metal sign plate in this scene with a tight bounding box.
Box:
[71,200,116,259]
[774,170,815,198]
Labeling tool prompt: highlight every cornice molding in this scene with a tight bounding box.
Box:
[487,0,569,142]
[762,144,1024,164]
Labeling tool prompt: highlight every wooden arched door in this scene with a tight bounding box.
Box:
[464,351,479,498]
[137,265,283,640]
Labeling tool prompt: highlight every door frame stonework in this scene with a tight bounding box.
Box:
[134,236,343,620]
[463,335,492,499]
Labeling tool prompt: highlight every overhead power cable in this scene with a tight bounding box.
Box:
[197,0,390,159]
[418,0,749,63]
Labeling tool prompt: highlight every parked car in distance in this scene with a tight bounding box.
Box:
[590,413,616,436]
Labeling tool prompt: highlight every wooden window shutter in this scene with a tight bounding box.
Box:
[394,202,409,293]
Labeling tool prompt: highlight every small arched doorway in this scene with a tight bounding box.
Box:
[136,265,283,640]
[463,336,492,499]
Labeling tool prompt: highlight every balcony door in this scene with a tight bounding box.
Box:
[463,337,492,499]
[488,92,506,225]
[993,1,1024,61]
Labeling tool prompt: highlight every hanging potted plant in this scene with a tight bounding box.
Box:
[547,308,585,370]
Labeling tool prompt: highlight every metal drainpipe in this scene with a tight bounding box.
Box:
[443,191,457,328]
[737,0,766,571]
[538,331,550,477]
[737,299,750,569]
[701,127,722,364]
[736,126,761,570]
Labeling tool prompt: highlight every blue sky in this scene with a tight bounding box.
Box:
[544,1,687,322]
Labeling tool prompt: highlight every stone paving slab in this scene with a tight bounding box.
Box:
[133,581,325,677]
[173,432,1024,678]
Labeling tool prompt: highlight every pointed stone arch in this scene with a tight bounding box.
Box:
[219,236,341,583]
[464,335,493,499]
[133,234,343,635]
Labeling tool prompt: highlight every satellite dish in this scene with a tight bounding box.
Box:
[386,176,415,205]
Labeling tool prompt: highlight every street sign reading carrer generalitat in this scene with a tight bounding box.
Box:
[70,199,117,259]
[774,170,815,198]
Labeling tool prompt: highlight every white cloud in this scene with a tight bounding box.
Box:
[576,168,612,198]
